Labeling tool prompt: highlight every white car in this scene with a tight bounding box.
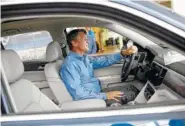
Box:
[1,0,185,126]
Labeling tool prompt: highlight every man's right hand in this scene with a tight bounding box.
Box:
[121,46,138,56]
[106,91,124,101]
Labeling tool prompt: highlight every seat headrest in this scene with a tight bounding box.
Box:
[46,42,64,62]
[1,50,24,83]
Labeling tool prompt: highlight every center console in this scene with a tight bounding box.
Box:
[133,62,167,104]
[134,81,156,104]
[104,84,140,107]
[105,61,181,107]
[147,62,167,87]
[144,83,155,101]
[133,62,180,104]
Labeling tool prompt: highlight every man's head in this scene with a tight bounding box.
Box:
[67,29,89,54]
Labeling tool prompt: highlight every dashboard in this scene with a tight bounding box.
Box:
[134,61,182,104]
[133,45,185,103]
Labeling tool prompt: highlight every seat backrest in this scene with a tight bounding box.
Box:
[1,50,60,113]
[45,42,73,104]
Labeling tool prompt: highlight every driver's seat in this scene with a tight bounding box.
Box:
[44,42,106,110]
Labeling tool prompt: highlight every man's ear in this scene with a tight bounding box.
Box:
[72,40,77,48]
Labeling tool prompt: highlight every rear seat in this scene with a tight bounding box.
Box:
[1,50,60,113]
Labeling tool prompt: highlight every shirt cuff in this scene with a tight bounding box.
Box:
[114,53,122,61]
[100,92,107,100]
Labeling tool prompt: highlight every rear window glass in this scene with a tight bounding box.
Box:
[1,31,52,62]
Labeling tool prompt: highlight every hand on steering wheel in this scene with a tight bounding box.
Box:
[121,46,138,56]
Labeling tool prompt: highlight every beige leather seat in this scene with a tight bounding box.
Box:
[45,42,106,110]
[1,50,60,113]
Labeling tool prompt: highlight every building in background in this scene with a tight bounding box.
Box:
[155,0,185,17]
[156,0,172,8]
[171,0,185,17]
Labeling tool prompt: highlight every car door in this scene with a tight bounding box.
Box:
[1,1,185,125]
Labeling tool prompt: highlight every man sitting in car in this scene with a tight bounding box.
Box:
[60,29,138,102]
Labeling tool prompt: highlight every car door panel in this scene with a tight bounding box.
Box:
[94,64,122,88]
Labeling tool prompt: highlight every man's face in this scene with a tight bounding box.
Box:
[72,32,89,53]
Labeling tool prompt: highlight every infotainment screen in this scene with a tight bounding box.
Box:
[147,62,167,87]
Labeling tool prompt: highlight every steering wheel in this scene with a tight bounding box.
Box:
[121,43,136,82]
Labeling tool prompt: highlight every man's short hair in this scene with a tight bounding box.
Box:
[66,29,87,50]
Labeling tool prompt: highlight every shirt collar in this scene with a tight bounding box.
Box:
[69,51,86,60]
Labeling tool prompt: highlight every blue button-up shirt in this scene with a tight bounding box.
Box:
[60,52,122,100]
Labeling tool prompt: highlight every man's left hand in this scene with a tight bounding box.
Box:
[121,46,138,56]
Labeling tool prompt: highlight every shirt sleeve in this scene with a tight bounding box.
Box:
[60,64,107,100]
[89,53,123,69]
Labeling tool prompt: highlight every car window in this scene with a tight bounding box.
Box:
[1,31,53,62]
[65,27,128,56]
